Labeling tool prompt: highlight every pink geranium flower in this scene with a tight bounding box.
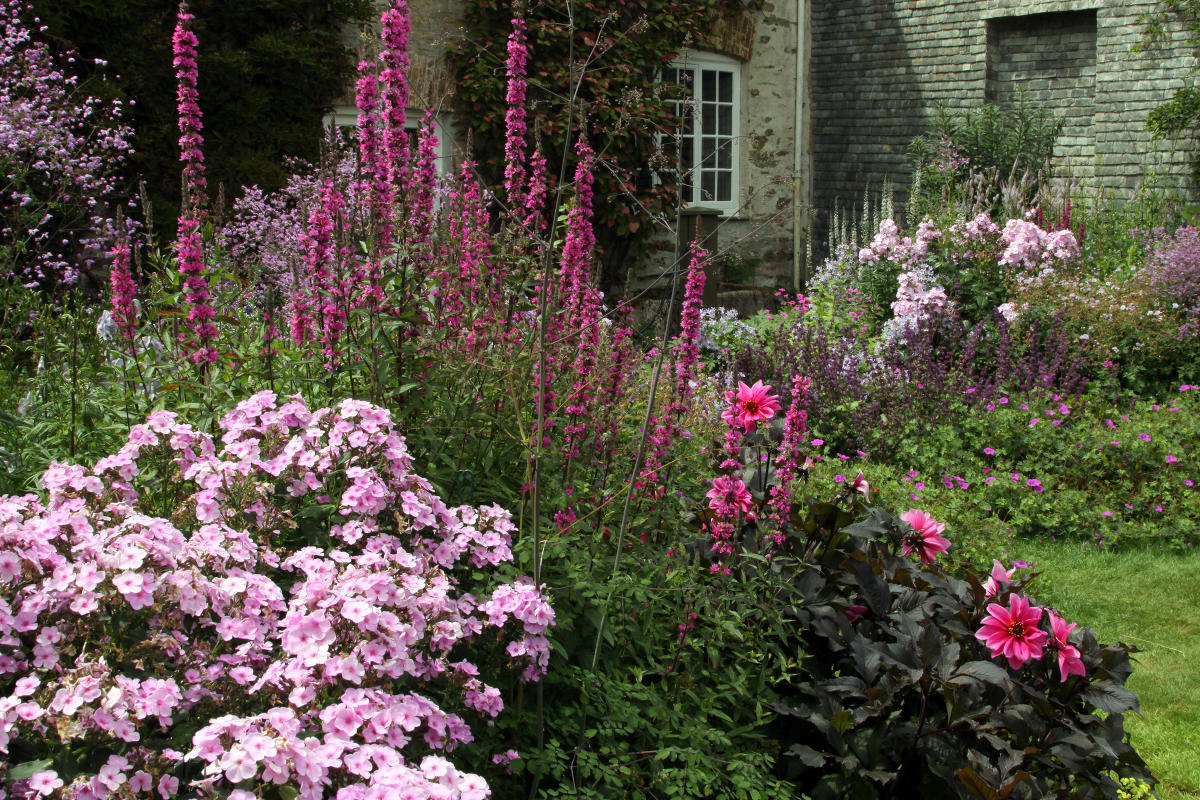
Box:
[721,380,780,431]
[1047,612,1087,682]
[706,475,754,516]
[976,594,1048,669]
[898,509,950,564]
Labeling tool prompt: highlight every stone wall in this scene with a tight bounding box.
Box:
[719,4,801,287]
[810,0,1199,218]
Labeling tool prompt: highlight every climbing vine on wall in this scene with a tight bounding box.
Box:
[451,0,757,291]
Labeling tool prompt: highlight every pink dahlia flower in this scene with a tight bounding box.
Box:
[1047,612,1087,682]
[898,509,950,564]
[975,594,1048,669]
[851,471,870,503]
[706,475,754,516]
[982,559,1016,597]
[721,380,780,431]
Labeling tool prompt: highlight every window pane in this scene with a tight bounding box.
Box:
[717,140,731,169]
[718,105,732,136]
[717,171,731,202]
[701,170,716,202]
[719,71,733,103]
[701,136,716,166]
[701,103,716,137]
[701,69,716,102]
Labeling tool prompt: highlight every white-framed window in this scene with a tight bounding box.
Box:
[662,51,741,216]
[323,104,456,176]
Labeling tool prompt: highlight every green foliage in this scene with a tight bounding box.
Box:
[29,0,371,242]
[449,0,755,289]
[769,506,1153,800]
[909,101,1064,220]
[844,387,1200,552]
[1140,0,1200,186]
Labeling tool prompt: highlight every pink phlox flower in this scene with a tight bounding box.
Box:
[898,509,950,565]
[975,594,1048,669]
[1047,611,1087,682]
[720,380,780,431]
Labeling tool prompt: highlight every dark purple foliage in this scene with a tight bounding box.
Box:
[734,310,1087,459]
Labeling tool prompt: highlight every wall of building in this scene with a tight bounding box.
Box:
[810,0,1199,219]
[717,3,801,288]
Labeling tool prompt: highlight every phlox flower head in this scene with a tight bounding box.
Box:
[976,594,1048,669]
[898,509,950,564]
[721,380,780,431]
[1047,612,1087,682]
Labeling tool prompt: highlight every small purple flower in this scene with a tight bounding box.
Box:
[984,447,996,455]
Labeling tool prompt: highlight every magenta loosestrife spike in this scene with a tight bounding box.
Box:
[524,146,549,232]
[640,245,707,492]
[768,374,812,537]
[561,141,602,459]
[172,5,205,214]
[109,242,138,348]
[503,16,529,210]
[355,58,391,245]
[380,0,411,199]
[173,5,217,364]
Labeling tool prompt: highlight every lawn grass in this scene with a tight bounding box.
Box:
[1011,540,1200,800]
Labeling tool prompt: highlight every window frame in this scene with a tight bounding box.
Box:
[324,104,455,176]
[662,50,742,217]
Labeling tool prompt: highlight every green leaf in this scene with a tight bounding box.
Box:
[9,759,54,781]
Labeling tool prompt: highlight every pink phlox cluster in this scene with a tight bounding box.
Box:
[881,265,951,347]
[857,218,940,268]
[0,392,551,797]
[998,218,1080,273]
[945,212,1002,265]
[502,16,529,210]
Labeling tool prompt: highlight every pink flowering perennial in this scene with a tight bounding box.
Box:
[0,392,552,798]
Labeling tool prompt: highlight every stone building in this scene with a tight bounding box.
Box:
[333,0,1199,290]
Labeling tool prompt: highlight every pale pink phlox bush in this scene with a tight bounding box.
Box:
[0,391,552,799]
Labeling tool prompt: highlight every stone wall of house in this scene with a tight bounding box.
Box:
[721,4,802,288]
[810,0,1199,219]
